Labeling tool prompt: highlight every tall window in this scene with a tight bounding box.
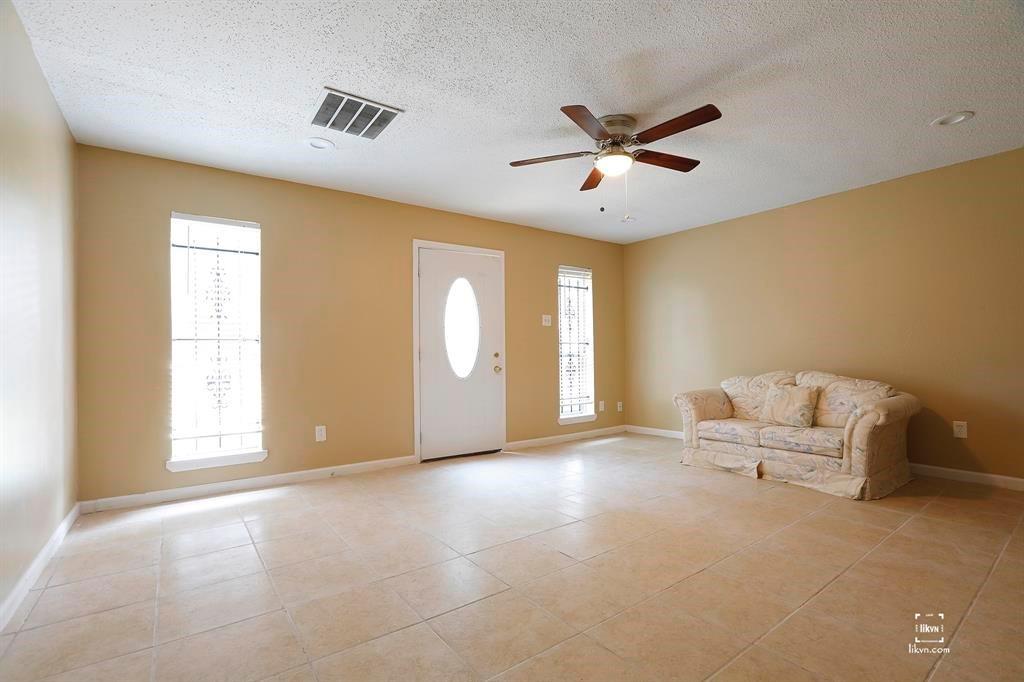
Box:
[557,265,595,423]
[170,213,263,466]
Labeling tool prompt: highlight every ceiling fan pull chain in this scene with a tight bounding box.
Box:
[622,171,634,223]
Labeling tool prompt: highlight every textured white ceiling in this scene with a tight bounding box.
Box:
[14,0,1024,243]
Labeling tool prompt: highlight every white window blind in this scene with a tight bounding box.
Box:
[558,265,595,420]
[170,213,262,461]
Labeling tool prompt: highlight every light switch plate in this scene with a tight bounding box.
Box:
[541,314,552,327]
[617,401,623,412]
[952,421,967,439]
[315,425,327,442]
[599,400,605,412]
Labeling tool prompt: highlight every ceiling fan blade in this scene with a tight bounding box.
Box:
[579,167,603,191]
[509,151,594,167]
[634,104,721,144]
[634,150,700,172]
[561,105,612,141]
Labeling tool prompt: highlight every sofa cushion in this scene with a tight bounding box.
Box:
[697,418,770,446]
[796,371,895,427]
[759,424,844,458]
[720,371,796,420]
[759,384,819,428]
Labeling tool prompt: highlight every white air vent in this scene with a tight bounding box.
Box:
[310,88,400,140]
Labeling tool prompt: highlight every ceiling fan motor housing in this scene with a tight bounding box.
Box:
[597,114,638,142]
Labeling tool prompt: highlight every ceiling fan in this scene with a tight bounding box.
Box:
[510,104,721,191]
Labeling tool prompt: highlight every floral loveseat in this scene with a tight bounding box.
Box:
[673,370,921,499]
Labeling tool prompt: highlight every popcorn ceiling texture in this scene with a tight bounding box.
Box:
[13,0,1024,243]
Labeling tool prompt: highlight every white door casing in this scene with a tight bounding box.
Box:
[414,241,505,460]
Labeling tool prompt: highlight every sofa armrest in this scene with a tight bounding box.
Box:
[843,392,921,475]
[856,392,921,427]
[673,388,733,447]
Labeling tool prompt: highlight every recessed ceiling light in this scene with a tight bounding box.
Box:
[930,111,974,127]
[307,136,335,150]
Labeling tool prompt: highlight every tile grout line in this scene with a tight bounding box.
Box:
[344,510,577,678]
[466,486,830,678]
[596,491,821,600]
[24,544,266,630]
[923,512,1023,681]
[460,480,812,677]
[261,503,510,678]
[20,507,279,679]
[0,446,662,676]
[41,517,252,591]
[700,496,930,678]
[243,510,317,681]
[149,534,163,682]
[8,497,573,636]
[0,477,806,675]
[41,483,630,614]
[571,493,835,676]
[16,545,167,680]
[6,570,161,634]
[12,446,1017,681]
[702,489,954,680]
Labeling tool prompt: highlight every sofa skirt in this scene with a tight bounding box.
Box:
[679,443,904,500]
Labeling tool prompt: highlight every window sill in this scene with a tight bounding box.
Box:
[558,414,597,426]
[166,449,268,472]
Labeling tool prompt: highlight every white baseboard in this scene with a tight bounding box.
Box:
[910,463,1024,491]
[1,502,80,632]
[504,425,626,450]
[80,455,418,514]
[625,425,685,439]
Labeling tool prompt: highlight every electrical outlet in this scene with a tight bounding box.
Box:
[617,401,623,412]
[599,400,605,412]
[315,425,327,442]
[541,314,552,327]
[952,421,967,439]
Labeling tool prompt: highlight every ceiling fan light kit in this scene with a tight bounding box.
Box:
[510,104,721,191]
[594,146,634,176]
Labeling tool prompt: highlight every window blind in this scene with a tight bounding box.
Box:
[170,212,262,460]
[557,265,595,419]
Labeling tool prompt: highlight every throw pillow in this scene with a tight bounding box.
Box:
[760,384,819,428]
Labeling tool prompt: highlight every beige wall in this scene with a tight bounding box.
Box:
[76,146,625,500]
[625,148,1024,478]
[67,107,1024,500]
[0,0,77,605]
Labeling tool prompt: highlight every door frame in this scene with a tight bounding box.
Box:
[412,239,506,462]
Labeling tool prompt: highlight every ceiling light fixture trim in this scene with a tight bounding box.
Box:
[307,136,335,150]
[930,111,975,126]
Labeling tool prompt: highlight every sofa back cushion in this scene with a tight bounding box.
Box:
[720,371,797,420]
[760,384,819,428]
[795,371,895,427]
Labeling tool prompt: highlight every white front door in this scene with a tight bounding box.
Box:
[416,244,505,460]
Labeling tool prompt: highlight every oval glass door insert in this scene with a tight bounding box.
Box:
[444,277,480,378]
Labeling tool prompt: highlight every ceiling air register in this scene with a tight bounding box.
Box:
[311,88,401,140]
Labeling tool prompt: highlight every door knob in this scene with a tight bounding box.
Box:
[493,365,503,374]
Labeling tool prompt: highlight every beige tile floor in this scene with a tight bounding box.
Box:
[2,433,1022,681]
